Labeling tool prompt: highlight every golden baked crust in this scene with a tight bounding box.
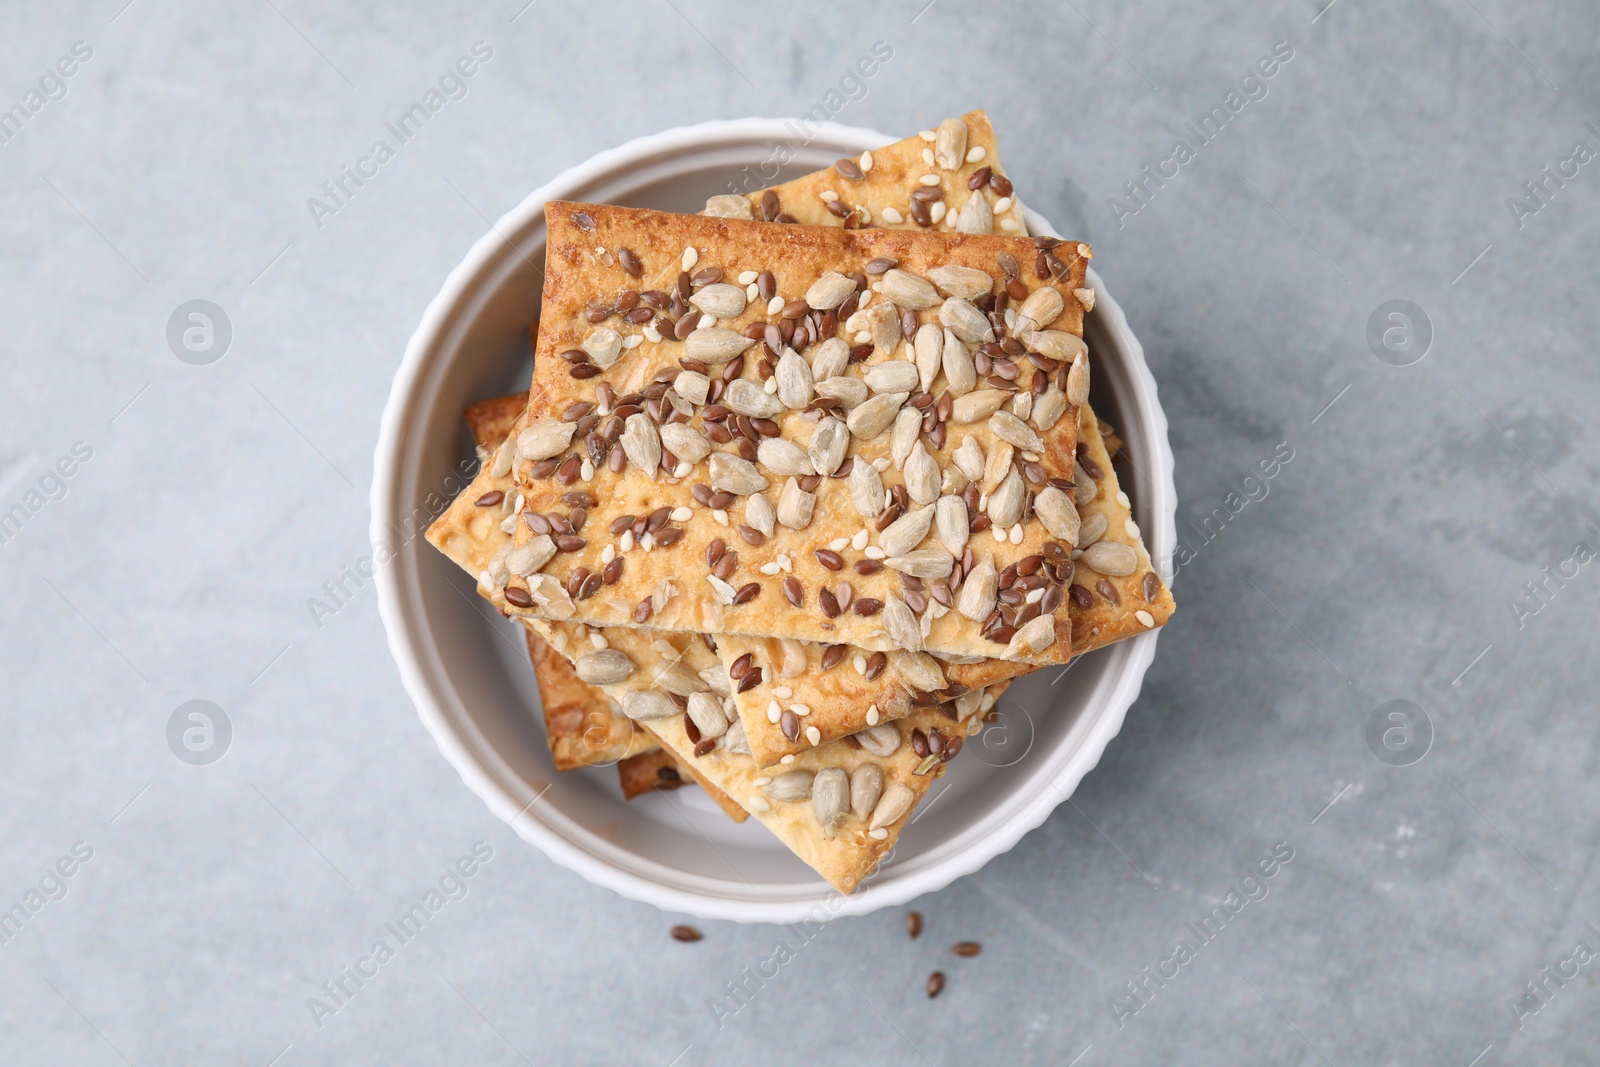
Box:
[717,110,1029,238]
[617,748,685,798]
[505,200,1090,666]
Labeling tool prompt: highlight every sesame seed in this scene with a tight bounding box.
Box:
[699,315,717,329]
[1136,609,1156,628]
[590,632,607,650]
[1126,519,1141,538]
[882,207,904,224]
[865,546,886,560]
[851,529,868,550]
[858,206,872,224]
[749,796,771,812]
[674,461,691,477]
[1000,218,1020,232]
[860,150,874,172]
[778,554,792,572]
[620,530,635,551]
[854,331,871,344]
[767,295,784,316]
[670,506,692,522]
[869,828,889,840]
[643,325,662,343]
[1117,491,1131,507]
[738,270,758,284]
[991,526,1007,543]
[713,509,729,526]
[930,202,947,223]
[866,705,880,726]
[993,196,1012,213]
[754,776,771,786]
[781,754,796,765]
[792,703,811,717]
[806,726,821,745]
[857,290,872,308]
[601,544,616,565]
[768,701,781,723]
[1026,588,1044,604]
[1009,524,1024,544]
[746,282,759,301]
[820,190,839,202]
[774,685,793,698]
[853,654,867,674]
[760,561,781,576]
[830,537,849,551]
[641,531,655,550]
[580,459,595,481]
[966,146,986,163]
[918,129,936,141]
[872,457,890,472]
[1004,307,1018,329]
[764,377,778,394]
[919,174,942,186]
[682,246,698,271]
[623,334,643,349]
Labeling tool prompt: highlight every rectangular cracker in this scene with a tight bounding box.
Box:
[504,200,1090,667]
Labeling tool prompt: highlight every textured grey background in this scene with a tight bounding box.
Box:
[2,1,1597,1064]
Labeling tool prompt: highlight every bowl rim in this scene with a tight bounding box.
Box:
[372,117,1175,923]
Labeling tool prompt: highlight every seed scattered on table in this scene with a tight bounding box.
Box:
[671,925,703,943]
[926,971,945,998]
[906,911,923,940]
[952,941,981,958]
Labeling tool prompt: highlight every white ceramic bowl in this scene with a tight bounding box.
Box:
[373,119,1175,924]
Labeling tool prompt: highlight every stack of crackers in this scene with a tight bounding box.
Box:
[427,112,1174,894]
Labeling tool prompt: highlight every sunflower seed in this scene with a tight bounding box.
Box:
[574,649,636,685]
[935,495,969,556]
[655,661,710,696]
[689,282,747,320]
[850,456,887,517]
[987,468,1025,527]
[724,379,784,418]
[957,557,998,621]
[807,337,847,380]
[1075,461,1098,508]
[886,548,955,580]
[869,783,915,831]
[951,389,1007,424]
[806,271,856,310]
[623,691,679,721]
[777,478,816,530]
[889,408,922,470]
[1019,329,1086,363]
[850,764,884,821]
[700,666,734,698]
[620,413,661,475]
[904,442,940,505]
[524,574,575,618]
[847,391,908,438]
[1083,541,1137,576]
[582,326,623,368]
[807,417,849,476]
[1034,487,1081,542]
[710,452,769,496]
[939,297,994,344]
[767,348,813,410]
[686,691,728,739]
[982,440,1014,494]
[675,370,711,405]
[1074,287,1096,311]
[865,301,901,353]
[745,491,776,536]
[507,535,557,577]
[757,437,813,477]
[517,420,577,461]
[1078,513,1108,547]
[927,265,993,302]
[934,117,967,170]
[956,191,993,235]
[865,360,920,394]
[1031,386,1067,431]
[1018,286,1065,332]
[952,437,985,483]
[985,412,1042,455]
[880,268,940,310]
[884,596,923,651]
[684,327,755,363]
[660,423,711,464]
[1066,350,1090,406]
[1005,614,1056,658]
[893,651,947,692]
[855,723,902,758]
[763,770,815,802]
[724,718,751,755]
[941,329,977,395]
[879,504,934,556]
[816,375,870,409]
[703,193,753,219]
[812,767,849,836]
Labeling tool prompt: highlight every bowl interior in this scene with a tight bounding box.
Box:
[379,123,1170,921]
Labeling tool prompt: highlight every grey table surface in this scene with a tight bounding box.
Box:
[2,1,1598,1064]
